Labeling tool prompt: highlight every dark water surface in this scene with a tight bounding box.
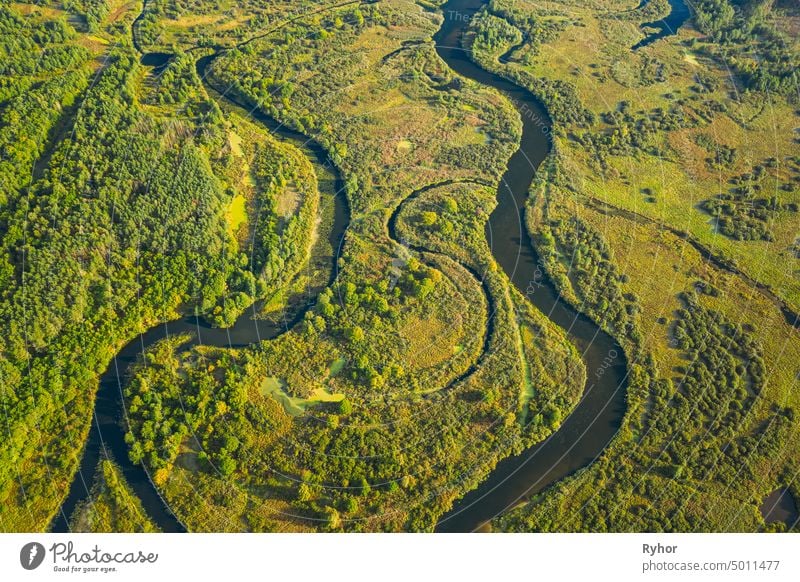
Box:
[433,0,628,533]
[56,0,628,533]
[52,49,349,532]
[761,488,800,529]
[139,52,173,74]
[632,0,691,50]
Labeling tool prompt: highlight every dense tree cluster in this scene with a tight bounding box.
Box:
[63,0,110,33]
[0,71,89,203]
[575,98,716,167]
[693,0,799,96]
[535,209,639,343]
[306,253,482,395]
[124,335,258,483]
[0,4,265,524]
[470,11,521,55]
[695,133,737,170]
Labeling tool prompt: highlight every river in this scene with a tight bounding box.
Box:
[52,41,350,532]
[433,0,628,532]
[54,0,629,533]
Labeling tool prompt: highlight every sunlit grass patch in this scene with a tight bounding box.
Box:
[399,314,457,370]
[328,357,347,376]
[168,14,224,28]
[260,377,305,416]
[226,193,248,239]
[259,377,343,417]
[396,139,413,153]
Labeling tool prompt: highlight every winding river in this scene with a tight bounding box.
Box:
[54,0,629,533]
[53,18,350,531]
[433,0,628,532]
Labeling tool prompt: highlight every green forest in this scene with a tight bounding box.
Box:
[0,0,798,533]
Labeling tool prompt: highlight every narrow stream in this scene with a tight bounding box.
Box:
[433,0,628,532]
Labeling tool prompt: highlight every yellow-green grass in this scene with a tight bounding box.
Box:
[259,377,344,416]
[10,2,66,18]
[561,192,800,415]
[164,14,224,28]
[400,314,459,369]
[162,465,313,532]
[226,194,248,239]
[142,1,350,51]
[495,0,800,311]
[275,185,301,217]
[228,130,244,156]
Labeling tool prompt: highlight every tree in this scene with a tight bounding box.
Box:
[347,326,365,342]
[338,398,353,415]
[420,211,438,227]
[297,483,313,502]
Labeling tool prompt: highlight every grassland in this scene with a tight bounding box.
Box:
[136,0,359,51]
[464,0,800,531]
[118,0,586,531]
[2,0,797,533]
